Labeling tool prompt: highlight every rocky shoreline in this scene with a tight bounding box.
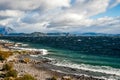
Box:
[0,40,105,80]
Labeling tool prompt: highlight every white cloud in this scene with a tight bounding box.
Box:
[0,10,24,17]
[0,0,120,33]
[14,22,49,33]
[0,18,14,26]
[47,16,120,34]
[66,0,109,17]
[0,0,70,11]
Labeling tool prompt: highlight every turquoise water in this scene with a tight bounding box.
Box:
[28,43,120,69]
[27,43,120,79]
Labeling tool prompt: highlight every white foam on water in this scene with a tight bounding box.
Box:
[51,60,120,79]
[30,55,39,57]
[0,39,28,47]
[43,57,55,61]
[0,40,13,43]
[0,39,48,55]
[22,44,28,47]
[50,66,106,80]
[10,47,48,55]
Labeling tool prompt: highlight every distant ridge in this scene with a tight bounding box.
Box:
[7,32,74,37]
[76,32,120,36]
[2,31,120,37]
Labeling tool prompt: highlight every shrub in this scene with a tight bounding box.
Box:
[16,74,36,80]
[23,58,30,63]
[21,51,27,54]
[62,76,72,80]
[13,50,17,53]
[4,77,15,80]
[13,50,27,54]
[2,63,13,71]
[0,73,5,78]
[5,70,18,78]
[0,51,13,61]
[50,76,57,80]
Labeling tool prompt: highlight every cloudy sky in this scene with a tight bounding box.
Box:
[0,0,120,34]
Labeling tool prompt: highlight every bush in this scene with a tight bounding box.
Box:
[23,58,30,63]
[16,74,36,80]
[0,73,5,78]
[13,50,27,54]
[21,51,27,54]
[5,70,18,78]
[62,76,72,80]
[0,51,13,61]
[13,51,20,54]
[4,77,15,80]
[2,63,13,71]
[50,76,57,80]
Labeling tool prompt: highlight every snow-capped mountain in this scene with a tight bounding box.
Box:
[0,26,14,35]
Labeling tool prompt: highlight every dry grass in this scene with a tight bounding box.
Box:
[0,50,13,61]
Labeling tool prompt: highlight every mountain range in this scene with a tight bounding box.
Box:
[0,27,120,37]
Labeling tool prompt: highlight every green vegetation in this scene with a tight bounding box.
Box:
[50,76,57,80]
[0,47,36,80]
[4,77,15,80]
[13,50,28,54]
[3,70,36,80]
[5,69,18,78]
[2,62,35,80]
[21,51,28,54]
[15,74,36,80]
[2,62,13,71]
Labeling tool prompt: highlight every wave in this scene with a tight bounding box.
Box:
[0,39,49,55]
[49,59,120,79]
[0,39,13,43]
[30,55,39,57]
[50,69,105,80]
[10,47,48,55]
[0,39,28,47]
